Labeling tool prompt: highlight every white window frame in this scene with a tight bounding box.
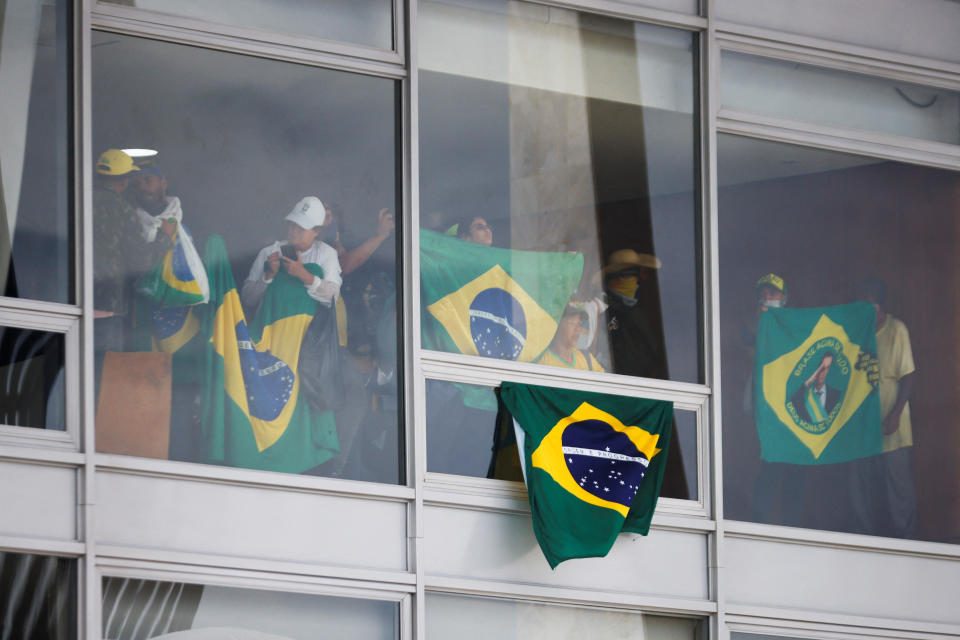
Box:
[0,306,80,453]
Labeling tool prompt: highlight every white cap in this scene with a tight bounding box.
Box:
[284,196,326,229]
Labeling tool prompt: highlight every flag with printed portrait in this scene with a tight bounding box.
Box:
[754,302,882,464]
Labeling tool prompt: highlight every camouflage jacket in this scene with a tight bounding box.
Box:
[93,186,172,315]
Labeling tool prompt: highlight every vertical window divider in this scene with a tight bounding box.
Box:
[703,4,729,640]
[78,1,99,639]
[406,2,428,639]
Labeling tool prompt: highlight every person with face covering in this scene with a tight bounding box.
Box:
[242,196,343,312]
[600,249,669,380]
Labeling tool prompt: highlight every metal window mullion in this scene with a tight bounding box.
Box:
[717,110,960,172]
[420,351,710,404]
[723,519,960,560]
[90,12,406,81]
[97,560,414,601]
[704,6,728,640]
[725,606,960,640]
[423,579,718,616]
[405,0,428,637]
[78,0,98,639]
[92,454,415,501]
[714,20,960,89]
[0,536,85,557]
[534,0,707,31]
[90,2,404,66]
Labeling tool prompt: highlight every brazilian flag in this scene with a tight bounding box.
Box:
[200,235,338,473]
[420,229,583,363]
[137,225,209,355]
[755,302,881,465]
[499,382,673,568]
[150,306,201,354]
[138,225,209,308]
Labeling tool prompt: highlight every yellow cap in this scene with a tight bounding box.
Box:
[96,149,139,176]
[756,273,787,294]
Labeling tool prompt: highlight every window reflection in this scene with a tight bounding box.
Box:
[92,34,401,484]
[722,51,960,146]
[419,0,701,384]
[720,135,960,543]
[425,379,698,500]
[0,326,65,430]
[0,552,75,640]
[0,0,72,304]
[102,577,398,639]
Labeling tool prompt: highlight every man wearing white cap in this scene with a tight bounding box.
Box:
[241,196,343,311]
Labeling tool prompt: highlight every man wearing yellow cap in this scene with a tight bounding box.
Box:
[93,149,174,349]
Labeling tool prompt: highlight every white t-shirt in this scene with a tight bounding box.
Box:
[241,240,342,309]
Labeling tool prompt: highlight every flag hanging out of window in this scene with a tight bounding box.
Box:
[498,382,673,568]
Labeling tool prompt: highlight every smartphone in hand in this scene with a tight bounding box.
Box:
[281,244,299,261]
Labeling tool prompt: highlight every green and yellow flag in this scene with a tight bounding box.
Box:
[754,302,881,465]
[420,229,583,364]
[200,235,338,473]
[499,382,673,568]
[137,225,209,308]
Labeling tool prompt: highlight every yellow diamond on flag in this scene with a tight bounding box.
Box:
[426,264,559,363]
[762,314,874,459]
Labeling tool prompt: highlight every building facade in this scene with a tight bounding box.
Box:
[1,0,960,638]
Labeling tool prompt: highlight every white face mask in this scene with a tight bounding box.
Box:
[762,298,785,309]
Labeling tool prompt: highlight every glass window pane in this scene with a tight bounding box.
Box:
[93,33,401,484]
[427,593,702,640]
[425,380,698,500]
[102,577,398,639]
[716,0,960,64]
[722,51,960,146]
[0,0,73,304]
[419,0,701,384]
[98,0,394,51]
[0,326,65,430]
[0,552,76,640]
[719,134,960,542]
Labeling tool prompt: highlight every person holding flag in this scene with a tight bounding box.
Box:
[199,196,344,473]
[242,196,342,312]
[128,159,210,461]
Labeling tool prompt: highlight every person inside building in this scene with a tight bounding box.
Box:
[241,196,342,312]
[315,204,398,481]
[128,158,208,462]
[93,149,175,360]
[537,304,605,371]
[745,273,808,526]
[599,248,668,379]
[455,214,494,246]
[851,276,917,538]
